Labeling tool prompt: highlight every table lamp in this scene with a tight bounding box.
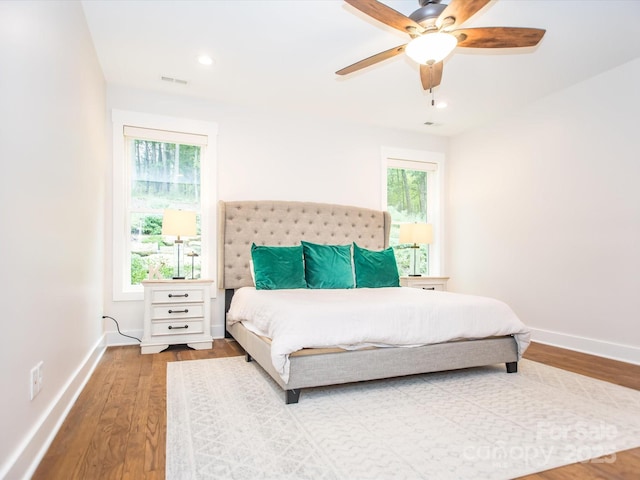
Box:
[399,223,433,277]
[161,209,197,279]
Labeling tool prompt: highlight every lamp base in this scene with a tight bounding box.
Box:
[410,244,420,277]
[173,240,185,280]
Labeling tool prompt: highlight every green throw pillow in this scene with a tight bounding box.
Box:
[301,241,354,289]
[353,243,400,288]
[250,243,307,290]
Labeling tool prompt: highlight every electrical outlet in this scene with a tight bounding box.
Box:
[37,361,43,391]
[30,366,39,399]
[30,361,43,400]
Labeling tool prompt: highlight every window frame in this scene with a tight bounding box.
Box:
[112,110,218,301]
[381,147,445,276]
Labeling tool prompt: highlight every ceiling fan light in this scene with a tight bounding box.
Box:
[406,33,458,65]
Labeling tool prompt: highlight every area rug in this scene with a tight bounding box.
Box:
[166,356,640,480]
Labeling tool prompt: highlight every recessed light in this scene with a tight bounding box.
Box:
[198,55,213,66]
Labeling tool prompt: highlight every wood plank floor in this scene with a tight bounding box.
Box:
[32,341,639,479]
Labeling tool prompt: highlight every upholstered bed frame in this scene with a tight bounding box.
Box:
[219,200,519,404]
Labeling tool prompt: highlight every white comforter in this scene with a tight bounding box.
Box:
[227,287,531,383]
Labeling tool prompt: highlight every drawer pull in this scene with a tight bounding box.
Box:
[422,287,436,290]
[168,293,188,298]
[168,309,188,314]
[168,325,189,330]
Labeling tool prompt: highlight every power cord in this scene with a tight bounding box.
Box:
[102,315,141,343]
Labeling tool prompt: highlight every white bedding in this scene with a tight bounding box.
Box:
[227,287,531,383]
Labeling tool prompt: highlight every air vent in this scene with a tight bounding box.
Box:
[161,76,188,85]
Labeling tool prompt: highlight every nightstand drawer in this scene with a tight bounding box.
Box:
[150,288,205,304]
[400,276,449,291]
[410,283,443,291]
[151,319,204,336]
[150,304,204,320]
[141,279,214,354]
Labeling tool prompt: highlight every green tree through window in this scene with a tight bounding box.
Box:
[387,168,427,218]
[387,167,430,276]
[129,139,202,284]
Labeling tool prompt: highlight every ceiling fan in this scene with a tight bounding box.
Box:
[336,0,546,90]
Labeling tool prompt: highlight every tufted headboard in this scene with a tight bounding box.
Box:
[218,200,391,289]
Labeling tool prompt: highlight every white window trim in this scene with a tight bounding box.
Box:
[381,146,445,276]
[112,109,218,301]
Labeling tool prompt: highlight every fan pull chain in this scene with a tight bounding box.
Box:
[430,65,435,106]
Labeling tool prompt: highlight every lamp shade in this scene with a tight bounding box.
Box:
[161,209,197,237]
[399,223,433,245]
[405,32,457,65]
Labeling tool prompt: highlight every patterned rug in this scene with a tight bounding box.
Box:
[166,356,640,480]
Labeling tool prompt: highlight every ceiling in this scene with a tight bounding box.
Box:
[81,0,640,136]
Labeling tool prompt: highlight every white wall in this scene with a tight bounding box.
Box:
[448,57,640,363]
[2,2,636,477]
[0,2,106,478]
[103,85,449,338]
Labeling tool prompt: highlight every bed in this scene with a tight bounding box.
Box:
[219,200,529,404]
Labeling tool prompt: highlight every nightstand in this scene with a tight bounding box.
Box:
[400,276,449,291]
[140,279,214,354]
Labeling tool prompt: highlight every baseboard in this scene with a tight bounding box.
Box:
[211,322,226,339]
[4,335,107,480]
[104,328,225,346]
[104,329,144,346]
[530,327,640,366]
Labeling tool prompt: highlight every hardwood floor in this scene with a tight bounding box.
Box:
[32,341,639,479]
[518,343,640,480]
[32,340,243,480]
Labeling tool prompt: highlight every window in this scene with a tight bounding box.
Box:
[112,111,218,301]
[382,147,444,276]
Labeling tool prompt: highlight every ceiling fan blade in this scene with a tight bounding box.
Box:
[454,27,546,48]
[345,0,424,35]
[420,62,443,90]
[336,44,406,75]
[436,0,490,29]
